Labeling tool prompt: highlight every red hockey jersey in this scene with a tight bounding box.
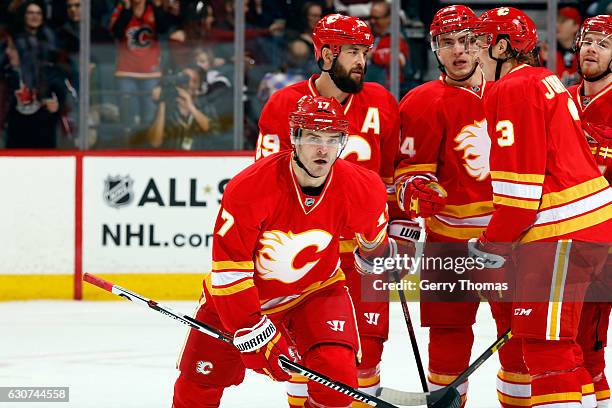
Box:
[109,3,162,77]
[256,74,399,194]
[395,76,494,241]
[206,151,389,333]
[256,73,401,257]
[483,65,612,243]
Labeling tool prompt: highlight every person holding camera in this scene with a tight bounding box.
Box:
[147,67,211,150]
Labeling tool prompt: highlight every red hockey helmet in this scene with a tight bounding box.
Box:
[430,5,477,38]
[473,7,539,54]
[312,14,373,62]
[575,14,612,48]
[290,95,349,140]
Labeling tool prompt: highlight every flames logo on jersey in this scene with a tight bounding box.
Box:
[454,119,491,181]
[256,230,333,283]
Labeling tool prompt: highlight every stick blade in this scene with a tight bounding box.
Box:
[376,387,426,406]
[427,387,461,408]
[83,273,114,292]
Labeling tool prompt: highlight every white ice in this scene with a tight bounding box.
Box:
[1,300,610,407]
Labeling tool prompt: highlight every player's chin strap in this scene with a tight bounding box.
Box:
[293,149,323,179]
[488,45,513,81]
[583,62,612,82]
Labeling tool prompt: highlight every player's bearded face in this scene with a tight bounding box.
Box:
[295,130,342,178]
[330,45,368,93]
[579,32,612,79]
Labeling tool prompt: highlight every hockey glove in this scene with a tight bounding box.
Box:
[584,121,612,181]
[354,237,398,275]
[398,175,447,219]
[467,233,512,301]
[233,316,292,381]
[388,219,422,273]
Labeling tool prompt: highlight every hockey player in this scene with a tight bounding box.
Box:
[394,5,528,407]
[255,14,401,405]
[568,14,612,408]
[172,95,402,408]
[470,7,612,408]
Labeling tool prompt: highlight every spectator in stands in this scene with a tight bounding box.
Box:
[1,0,67,148]
[57,0,79,88]
[56,0,80,141]
[286,0,333,27]
[192,47,233,146]
[285,1,323,75]
[108,0,170,127]
[147,67,213,150]
[209,0,285,65]
[257,40,310,103]
[367,0,411,90]
[168,0,219,70]
[540,6,582,86]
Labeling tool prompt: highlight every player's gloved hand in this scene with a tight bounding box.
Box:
[397,175,447,219]
[354,237,398,275]
[388,220,422,273]
[467,233,512,301]
[233,316,292,381]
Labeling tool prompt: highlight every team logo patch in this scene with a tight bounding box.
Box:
[454,119,491,180]
[104,175,134,208]
[196,360,213,375]
[304,197,315,207]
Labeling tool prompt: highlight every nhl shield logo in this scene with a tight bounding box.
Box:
[104,175,134,208]
[304,197,315,207]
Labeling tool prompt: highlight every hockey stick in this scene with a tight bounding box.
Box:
[82,273,400,408]
[376,328,513,407]
[391,270,429,393]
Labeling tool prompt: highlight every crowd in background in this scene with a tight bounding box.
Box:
[0,0,609,150]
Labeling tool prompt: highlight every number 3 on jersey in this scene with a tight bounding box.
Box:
[496,120,515,147]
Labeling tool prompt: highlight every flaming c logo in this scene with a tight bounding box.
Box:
[454,119,491,181]
[256,230,332,283]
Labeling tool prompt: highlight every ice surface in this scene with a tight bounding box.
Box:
[1,301,609,407]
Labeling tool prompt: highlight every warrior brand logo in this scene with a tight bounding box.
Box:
[235,324,276,352]
[304,197,315,207]
[398,226,420,241]
[327,320,346,332]
[454,119,491,181]
[364,313,380,326]
[514,308,532,316]
[104,175,134,208]
[196,361,213,375]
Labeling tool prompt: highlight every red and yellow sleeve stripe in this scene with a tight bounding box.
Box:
[491,171,544,211]
[211,260,255,296]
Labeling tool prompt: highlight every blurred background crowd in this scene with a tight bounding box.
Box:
[0,0,609,150]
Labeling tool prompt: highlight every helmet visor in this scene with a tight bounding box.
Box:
[576,31,612,52]
[431,29,475,52]
[294,130,347,149]
[467,32,493,51]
